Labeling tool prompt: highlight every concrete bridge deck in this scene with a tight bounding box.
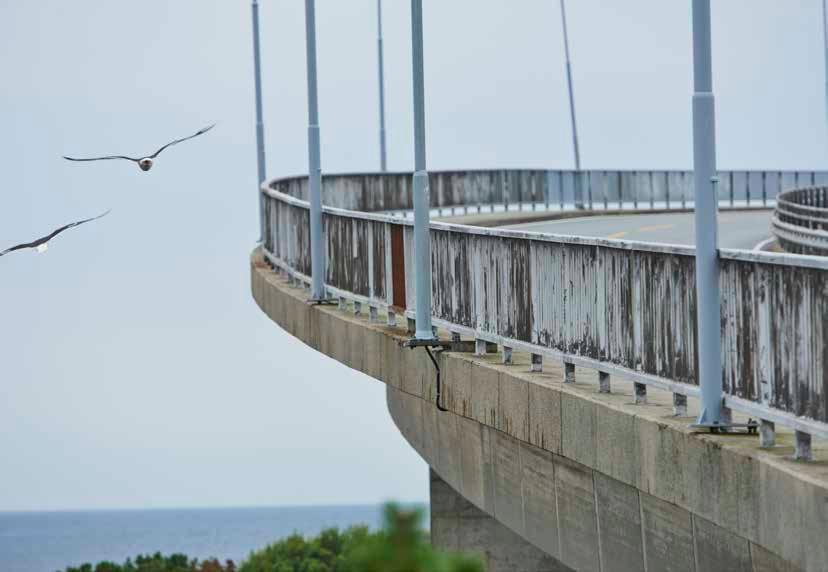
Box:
[251,250,828,572]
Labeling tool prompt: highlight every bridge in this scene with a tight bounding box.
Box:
[246,1,828,570]
[252,168,827,572]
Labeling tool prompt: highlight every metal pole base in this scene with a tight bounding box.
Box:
[306,297,339,306]
[691,419,758,435]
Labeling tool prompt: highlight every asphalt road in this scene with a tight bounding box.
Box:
[502,210,774,250]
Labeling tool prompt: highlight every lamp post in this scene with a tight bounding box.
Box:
[691,0,723,427]
[377,0,388,172]
[304,0,325,301]
[410,0,434,340]
[251,0,266,240]
[559,0,583,208]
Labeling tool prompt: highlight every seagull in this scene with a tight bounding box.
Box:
[63,124,215,171]
[0,210,111,257]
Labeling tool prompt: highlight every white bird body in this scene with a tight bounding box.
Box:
[36,243,49,253]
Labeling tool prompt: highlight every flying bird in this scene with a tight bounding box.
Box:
[0,210,111,258]
[63,124,215,171]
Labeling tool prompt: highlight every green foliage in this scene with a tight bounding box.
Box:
[62,504,483,572]
[240,504,482,572]
[239,525,369,572]
[343,504,482,572]
[60,552,236,572]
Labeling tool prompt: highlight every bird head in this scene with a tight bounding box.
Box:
[138,158,153,171]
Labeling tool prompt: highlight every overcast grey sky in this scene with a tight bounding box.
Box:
[0,1,824,512]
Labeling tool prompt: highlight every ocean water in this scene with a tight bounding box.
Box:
[0,504,427,572]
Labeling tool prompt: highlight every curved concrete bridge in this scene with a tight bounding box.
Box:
[253,169,828,572]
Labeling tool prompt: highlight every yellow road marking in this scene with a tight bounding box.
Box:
[638,224,674,232]
[606,231,628,239]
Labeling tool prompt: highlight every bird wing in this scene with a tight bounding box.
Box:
[148,123,216,159]
[63,155,140,162]
[0,241,37,257]
[0,210,112,257]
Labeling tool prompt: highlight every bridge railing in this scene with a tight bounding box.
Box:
[261,172,828,443]
[270,168,828,215]
[773,186,828,255]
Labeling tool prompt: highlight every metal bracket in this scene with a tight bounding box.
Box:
[691,418,759,435]
[404,338,450,412]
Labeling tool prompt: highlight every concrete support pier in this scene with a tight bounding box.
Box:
[430,470,572,572]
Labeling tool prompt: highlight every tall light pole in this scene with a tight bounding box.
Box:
[691,0,723,427]
[251,0,266,240]
[377,0,388,172]
[304,0,325,301]
[410,0,434,340]
[559,0,583,208]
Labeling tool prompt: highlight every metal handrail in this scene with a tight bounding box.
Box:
[773,186,828,254]
[261,172,828,444]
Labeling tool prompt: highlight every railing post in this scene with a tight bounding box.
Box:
[377,0,388,172]
[759,420,775,448]
[598,371,611,394]
[251,0,266,242]
[563,361,575,384]
[634,382,647,405]
[501,345,513,365]
[410,0,435,341]
[795,431,813,461]
[304,0,326,301]
[673,393,688,416]
[691,0,724,428]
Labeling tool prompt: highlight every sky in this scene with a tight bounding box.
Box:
[0,0,825,512]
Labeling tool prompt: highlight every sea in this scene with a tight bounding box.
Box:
[0,504,428,572]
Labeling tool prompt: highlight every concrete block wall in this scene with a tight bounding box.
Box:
[251,252,826,572]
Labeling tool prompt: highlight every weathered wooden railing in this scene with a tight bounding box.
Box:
[773,186,828,255]
[270,168,828,215]
[261,171,828,450]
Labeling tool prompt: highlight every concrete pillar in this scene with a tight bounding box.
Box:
[354,301,362,317]
[387,310,397,327]
[530,353,543,373]
[369,306,379,324]
[430,470,572,572]
[407,317,416,334]
[338,296,347,311]
[475,338,487,356]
